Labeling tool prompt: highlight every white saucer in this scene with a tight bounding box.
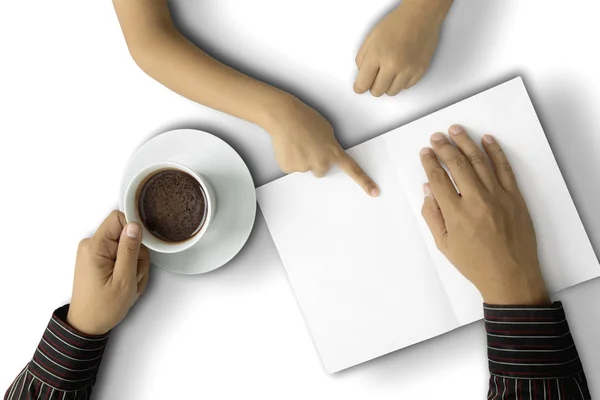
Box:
[119,129,257,274]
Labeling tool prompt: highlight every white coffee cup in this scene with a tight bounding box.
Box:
[123,161,216,253]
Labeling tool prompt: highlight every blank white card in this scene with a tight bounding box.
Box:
[256,78,599,373]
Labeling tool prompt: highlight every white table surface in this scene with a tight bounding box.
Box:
[1,1,599,398]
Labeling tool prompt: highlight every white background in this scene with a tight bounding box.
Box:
[1,1,599,399]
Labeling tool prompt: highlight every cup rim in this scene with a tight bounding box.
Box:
[124,161,214,254]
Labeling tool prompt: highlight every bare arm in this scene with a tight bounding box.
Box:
[112,0,282,126]
[112,0,379,196]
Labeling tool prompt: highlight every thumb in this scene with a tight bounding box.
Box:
[113,223,142,285]
[421,183,447,249]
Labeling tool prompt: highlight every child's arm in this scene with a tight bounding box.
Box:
[112,0,379,197]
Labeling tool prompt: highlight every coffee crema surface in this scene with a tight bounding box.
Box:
[137,169,207,243]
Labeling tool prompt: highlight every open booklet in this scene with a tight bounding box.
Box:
[256,78,600,374]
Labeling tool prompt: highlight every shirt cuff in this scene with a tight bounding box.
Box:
[484,301,583,379]
[28,304,110,391]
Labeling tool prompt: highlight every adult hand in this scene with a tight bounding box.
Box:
[264,95,380,197]
[67,210,151,335]
[419,125,551,305]
[354,0,451,97]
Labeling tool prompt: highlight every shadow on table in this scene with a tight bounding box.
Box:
[527,75,600,255]
[345,279,600,397]
[334,0,519,149]
[330,73,600,392]
[92,210,280,397]
[91,265,195,398]
[337,320,487,386]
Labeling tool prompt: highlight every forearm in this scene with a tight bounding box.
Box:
[4,305,108,400]
[484,302,591,399]
[113,0,289,128]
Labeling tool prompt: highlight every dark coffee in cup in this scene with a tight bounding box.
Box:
[136,169,207,243]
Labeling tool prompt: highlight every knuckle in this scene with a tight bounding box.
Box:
[429,167,447,182]
[331,147,344,158]
[352,165,365,178]
[109,210,123,220]
[422,150,436,162]
[315,162,329,172]
[467,153,486,165]
[447,155,468,168]
[499,160,514,174]
[383,58,400,70]
[119,244,138,258]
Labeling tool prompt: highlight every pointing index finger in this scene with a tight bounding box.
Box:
[336,152,379,197]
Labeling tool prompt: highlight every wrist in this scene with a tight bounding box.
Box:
[484,293,552,307]
[67,307,110,336]
[253,90,299,135]
[398,0,453,25]
[482,277,551,306]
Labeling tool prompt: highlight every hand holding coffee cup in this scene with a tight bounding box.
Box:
[67,210,150,335]
[124,162,216,253]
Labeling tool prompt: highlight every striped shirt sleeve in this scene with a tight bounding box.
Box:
[4,304,109,400]
[485,301,592,399]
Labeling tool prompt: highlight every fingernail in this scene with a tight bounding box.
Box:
[370,186,380,197]
[420,147,432,156]
[126,223,141,239]
[431,133,445,142]
[449,125,464,136]
[423,183,432,198]
[483,134,495,144]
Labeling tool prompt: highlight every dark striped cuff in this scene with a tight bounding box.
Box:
[28,305,110,391]
[484,301,583,379]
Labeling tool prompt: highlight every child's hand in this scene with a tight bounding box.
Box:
[67,211,151,335]
[264,96,380,197]
[354,0,450,97]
